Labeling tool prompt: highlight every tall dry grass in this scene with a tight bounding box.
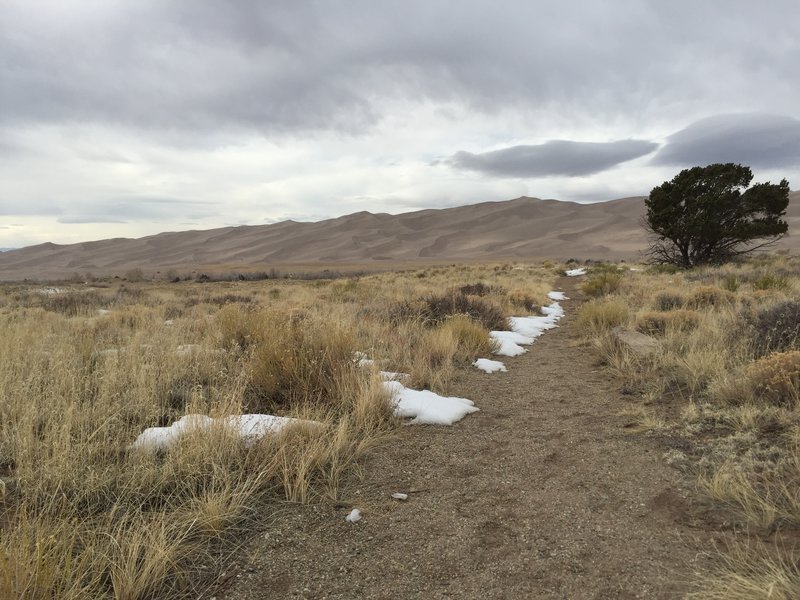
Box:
[574,256,800,595]
[0,262,555,598]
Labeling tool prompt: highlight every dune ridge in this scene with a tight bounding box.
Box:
[2,193,798,280]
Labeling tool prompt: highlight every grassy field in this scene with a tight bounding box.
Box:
[576,255,800,599]
[0,263,554,599]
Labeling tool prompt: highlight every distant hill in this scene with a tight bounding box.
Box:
[1,193,799,280]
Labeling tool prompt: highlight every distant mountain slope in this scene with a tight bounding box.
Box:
[2,193,799,280]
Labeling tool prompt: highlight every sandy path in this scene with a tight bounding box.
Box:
[216,280,705,599]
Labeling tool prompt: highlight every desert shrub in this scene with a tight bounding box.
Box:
[576,299,628,333]
[215,304,262,349]
[459,282,502,297]
[748,301,800,357]
[114,285,148,305]
[246,314,359,412]
[208,293,253,307]
[581,272,623,297]
[746,351,800,408]
[752,272,789,291]
[687,286,735,309]
[636,309,700,336]
[720,274,741,292]
[425,293,507,330]
[507,290,538,312]
[41,290,106,316]
[647,263,680,275]
[392,292,506,331]
[653,292,685,311]
[440,314,497,363]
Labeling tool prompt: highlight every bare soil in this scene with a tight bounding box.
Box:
[212,280,712,599]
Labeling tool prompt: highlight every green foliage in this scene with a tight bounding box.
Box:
[752,272,789,291]
[644,163,790,268]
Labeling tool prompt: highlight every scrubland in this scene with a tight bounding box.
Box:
[576,255,800,599]
[0,263,553,599]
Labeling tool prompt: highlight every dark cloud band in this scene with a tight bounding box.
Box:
[448,139,658,178]
[652,113,800,168]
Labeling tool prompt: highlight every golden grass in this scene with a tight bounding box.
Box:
[574,255,800,596]
[0,262,556,598]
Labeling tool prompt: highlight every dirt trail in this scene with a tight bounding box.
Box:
[217,279,707,599]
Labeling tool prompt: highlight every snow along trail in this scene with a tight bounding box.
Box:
[219,277,706,600]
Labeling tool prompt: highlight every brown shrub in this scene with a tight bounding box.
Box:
[636,310,700,336]
[575,299,628,334]
[391,292,507,331]
[687,286,735,309]
[581,272,623,297]
[748,301,800,357]
[746,351,800,408]
[652,292,685,311]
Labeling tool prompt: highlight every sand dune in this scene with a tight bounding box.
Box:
[2,193,799,280]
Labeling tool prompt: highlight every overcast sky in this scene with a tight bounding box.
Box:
[1,1,799,248]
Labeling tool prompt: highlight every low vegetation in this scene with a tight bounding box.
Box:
[575,255,800,598]
[0,263,554,599]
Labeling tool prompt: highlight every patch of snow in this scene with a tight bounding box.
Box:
[345,508,362,523]
[489,330,533,356]
[379,370,408,381]
[129,413,318,451]
[175,344,203,356]
[473,358,507,373]
[354,351,374,367]
[547,291,568,301]
[391,493,409,501]
[490,299,565,356]
[565,268,586,277]
[39,287,64,295]
[383,380,479,425]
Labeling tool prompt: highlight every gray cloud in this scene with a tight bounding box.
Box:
[2,1,798,138]
[652,113,800,169]
[448,140,658,178]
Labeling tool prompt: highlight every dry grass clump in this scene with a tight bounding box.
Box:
[689,541,800,600]
[392,290,507,331]
[652,291,686,311]
[687,285,736,309]
[441,314,498,363]
[246,313,363,413]
[581,271,623,297]
[752,272,790,291]
[746,351,800,408]
[636,309,700,336]
[575,299,628,334]
[747,301,800,357]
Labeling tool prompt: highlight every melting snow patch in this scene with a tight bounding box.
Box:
[491,299,565,356]
[345,509,362,523]
[130,413,318,451]
[565,268,586,277]
[473,358,507,373]
[383,380,478,425]
[548,291,568,301]
[490,330,533,356]
[354,351,374,367]
[380,370,408,381]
